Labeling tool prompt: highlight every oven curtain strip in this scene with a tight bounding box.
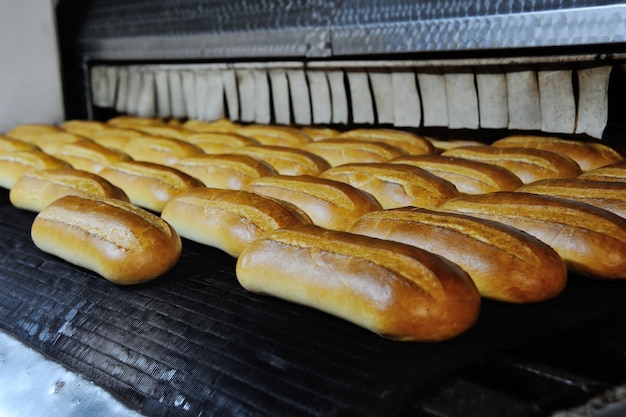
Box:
[89,61,615,139]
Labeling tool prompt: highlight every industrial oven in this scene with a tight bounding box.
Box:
[2,1,626,416]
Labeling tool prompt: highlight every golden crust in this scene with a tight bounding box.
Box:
[233,145,331,176]
[236,224,480,342]
[60,120,109,138]
[122,135,204,165]
[319,162,458,209]
[31,195,181,285]
[0,150,70,189]
[302,139,407,167]
[338,128,434,155]
[0,135,39,152]
[182,132,260,154]
[43,139,133,173]
[348,207,567,303]
[235,125,312,147]
[578,160,626,183]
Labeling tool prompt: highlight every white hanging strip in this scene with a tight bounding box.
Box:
[125,66,143,116]
[506,70,541,131]
[168,70,186,119]
[326,70,348,124]
[105,67,118,109]
[253,69,271,124]
[181,71,197,120]
[269,69,291,125]
[115,67,129,114]
[306,70,332,125]
[154,70,171,118]
[445,71,479,129]
[576,66,612,139]
[476,71,508,129]
[136,70,155,118]
[346,71,375,124]
[538,70,576,134]
[368,71,394,124]
[287,69,312,125]
[204,69,225,121]
[236,69,256,123]
[391,70,421,127]
[194,70,209,121]
[417,72,449,127]
[221,69,240,121]
[90,66,109,108]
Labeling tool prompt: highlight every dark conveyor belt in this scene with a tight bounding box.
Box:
[1,189,626,417]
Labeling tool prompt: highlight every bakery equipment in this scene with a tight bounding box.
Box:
[2,0,626,415]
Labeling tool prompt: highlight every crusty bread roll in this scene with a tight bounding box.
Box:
[235,125,312,147]
[233,145,331,176]
[122,136,204,166]
[0,150,70,189]
[302,139,407,167]
[492,135,624,171]
[348,207,567,303]
[518,178,626,219]
[10,168,129,212]
[300,126,340,141]
[31,195,181,285]
[439,191,626,279]
[578,160,626,183]
[43,139,133,174]
[133,124,192,140]
[425,137,487,152]
[90,128,144,152]
[15,131,87,154]
[5,123,62,142]
[107,115,164,128]
[244,175,383,231]
[99,161,204,212]
[162,188,312,257]
[236,224,481,342]
[441,146,582,184]
[182,118,240,133]
[182,132,260,154]
[0,135,39,152]
[173,154,277,190]
[319,162,458,209]
[338,128,434,155]
[60,120,108,138]
[390,154,523,194]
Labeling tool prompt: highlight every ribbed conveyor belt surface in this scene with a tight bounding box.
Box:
[1,189,626,416]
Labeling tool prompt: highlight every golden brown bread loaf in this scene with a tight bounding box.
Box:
[99,161,204,212]
[319,162,458,209]
[133,124,193,140]
[0,150,70,189]
[348,207,567,303]
[441,146,583,184]
[578,160,626,183]
[107,115,164,128]
[173,154,278,190]
[90,128,144,152]
[10,168,129,212]
[518,178,626,219]
[162,188,312,257]
[390,154,524,194]
[439,191,626,279]
[5,123,63,142]
[300,126,340,141]
[31,195,181,285]
[425,138,487,152]
[182,132,260,154]
[236,224,481,342]
[302,138,408,167]
[235,125,312,147]
[492,135,624,171]
[233,145,331,176]
[182,118,241,133]
[0,135,40,152]
[243,175,383,231]
[122,135,204,166]
[338,128,434,155]
[60,120,109,138]
[15,131,87,154]
[43,139,133,174]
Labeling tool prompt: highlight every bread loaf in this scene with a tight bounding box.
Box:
[182,132,260,154]
[236,224,481,342]
[43,139,132,174]
[441,146,582,184]
[133,124,192,140]
[425,138,487,152]
[348,207,567,303]
[244,175,383,230]
[233,145,331,176]
[60,120,108,138]
[0,150,70,189]
[492,135,623,171]
[518,178,626,219]
[122,136,204,166]
[300,127,340,141]
[182,118,240,133]
[107,115,164,128]
[5,123,62,142]
[439,192,626,279]
[338,128,434,155]
[31,195,181,285]
[319,162,458,209]
[390,154,523,194]
[302,139,407,167]
[18,131,87,154]
[162,188,312,257]
[0,135,39,152]
[99,161,204,212]
[578,160,626,183]
[173,154,277,190]
[90,128,144,152]
[10,168,129,212]
[235,125,312,147]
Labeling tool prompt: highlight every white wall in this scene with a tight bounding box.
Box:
[0,0,65,132]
